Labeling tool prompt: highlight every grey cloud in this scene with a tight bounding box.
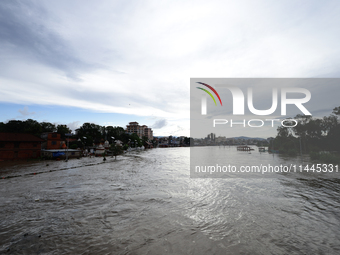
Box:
[0,1,95,80]
[18,106,35,117]
[152,119,168,129]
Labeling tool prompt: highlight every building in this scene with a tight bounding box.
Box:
[0,133,44,160]
[144,127,153,140]
[126,122,143,138]
[126,122,153,140]
[41,132,65,150]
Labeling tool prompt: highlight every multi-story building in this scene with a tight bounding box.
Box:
[126,122,153,140]
[144,127,153,140]
[126,122,142,138]
[41,132,65,149]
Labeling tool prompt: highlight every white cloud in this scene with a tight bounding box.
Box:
[67,121,81,133]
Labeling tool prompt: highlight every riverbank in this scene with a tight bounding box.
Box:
[0,153,133,180]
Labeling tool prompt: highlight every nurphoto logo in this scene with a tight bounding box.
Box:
[198,82,311,116]
[196,81,311,129]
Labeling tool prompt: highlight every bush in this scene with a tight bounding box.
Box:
[111,144,124,159]
[310,152,340,164]
[319,153,340,164]
[309,151,320,160]
[70,144,78,149]
[287,149,298,156]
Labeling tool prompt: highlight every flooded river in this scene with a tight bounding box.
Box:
[1,147,340,254]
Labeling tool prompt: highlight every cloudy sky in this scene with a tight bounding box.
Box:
[1,0,340,137]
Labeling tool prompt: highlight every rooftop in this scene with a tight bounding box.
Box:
[0,133,45,142]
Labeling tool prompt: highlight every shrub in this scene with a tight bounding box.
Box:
[70,144,78,149]
[310,151,340,164]
[319,153,340,164]
[309,151,320,160]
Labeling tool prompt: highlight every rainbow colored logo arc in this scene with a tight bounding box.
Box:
[196,82,223,106]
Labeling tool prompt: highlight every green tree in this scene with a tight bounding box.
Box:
[111,144,123,160]
[5,120,25,133]
[76,123,102,145]
[272,106,340,156]
[332,106,340,116]
[57,124,72,139]
[184,137,190,146]
[106,126,125,141]
[0,122,5,132]
[129,133,141,146]
[41,122,56,133]
[24,119,42,136]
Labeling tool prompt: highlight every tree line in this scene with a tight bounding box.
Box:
[0,119,144,148]
[270,106,340,162]
[0,119,71,138]
[75,123,143,148]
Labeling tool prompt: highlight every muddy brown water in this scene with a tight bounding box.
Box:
[1,147,340,254]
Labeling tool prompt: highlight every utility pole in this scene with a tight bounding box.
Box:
[65,133,72,162]
[299,136,302,156]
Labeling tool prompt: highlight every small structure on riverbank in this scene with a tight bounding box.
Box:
[95,144,105,156]
[237,145,253,151]
[41,149,82,159]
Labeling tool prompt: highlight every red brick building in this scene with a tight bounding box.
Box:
[0,133,44,160]
[41,132,65,150]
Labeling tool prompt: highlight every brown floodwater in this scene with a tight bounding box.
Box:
[1,147,340,254]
